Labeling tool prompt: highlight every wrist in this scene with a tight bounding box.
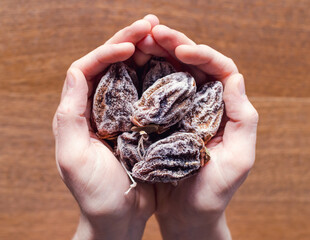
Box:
[73,212,148,240]
[156,212,231,240]
[73,214,96,240]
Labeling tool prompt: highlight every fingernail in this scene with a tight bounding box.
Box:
[67,71,75,89]
[238,75,246,95]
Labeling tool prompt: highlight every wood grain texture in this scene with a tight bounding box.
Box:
[227,98,310,240]
[1,0,309,239]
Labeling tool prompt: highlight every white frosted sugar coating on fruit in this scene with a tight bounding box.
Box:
[142,57,176,92]
[92,62,138,139]
[131,72,196,131]
[131,132,209,183]
[126,64,139,92]
[116,132,142,171]
[179,81,224,143]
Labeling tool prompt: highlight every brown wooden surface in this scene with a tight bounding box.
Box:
[1,1,309,239]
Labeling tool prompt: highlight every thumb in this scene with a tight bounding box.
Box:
[55,68,90,173]
[221,73,259,174]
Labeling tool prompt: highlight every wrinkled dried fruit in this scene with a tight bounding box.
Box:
[92,62,138,139]
[116,132,153,171]
[142,57,176,92]
[179,81,224,144]
[91,60,222,187]
[132,132,210,183]
[131,72,196,133]
[125,63,140,92]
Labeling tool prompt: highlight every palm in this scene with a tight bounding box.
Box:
[154,129,239,222]
[65,135,155,217]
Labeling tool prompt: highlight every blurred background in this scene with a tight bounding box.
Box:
[1,0,309,239]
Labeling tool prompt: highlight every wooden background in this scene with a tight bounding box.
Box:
[1,0,310,239]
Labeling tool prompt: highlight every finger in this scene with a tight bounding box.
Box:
[143,14,160,28]
[175,44,239,80]
[105,19,151,45]
[132,48,152,67]
[71,42,135,81]
[132,14,167,66]
[137,34,169,57]
[59,42,135,109]
[55,68,91,172]
[221,74,259,173]
[152,25,196,57]
[142,25,204,83]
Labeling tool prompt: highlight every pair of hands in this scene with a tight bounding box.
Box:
[52,14,258,240]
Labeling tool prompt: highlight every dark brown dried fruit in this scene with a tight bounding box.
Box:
[179,81,224,144]
[92,62,138,140]
[131,72,196,134]
[92,61,222,188]
[125,63,140,92]
[142,57,176,92]
[116,132,153,171]
[131,132,210,183]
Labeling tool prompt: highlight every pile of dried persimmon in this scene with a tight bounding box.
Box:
[91,57,224,189]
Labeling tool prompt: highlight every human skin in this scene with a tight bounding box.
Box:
[52,14,258,240]
[52,16,162,240]
[147,23,259,240]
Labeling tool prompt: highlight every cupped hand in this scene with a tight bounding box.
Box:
[52,13,259,240]
[52,15,164,240]
[146,24,259,239]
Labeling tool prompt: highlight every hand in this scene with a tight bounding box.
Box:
[52,15,164,240]
[148,25,259,240]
